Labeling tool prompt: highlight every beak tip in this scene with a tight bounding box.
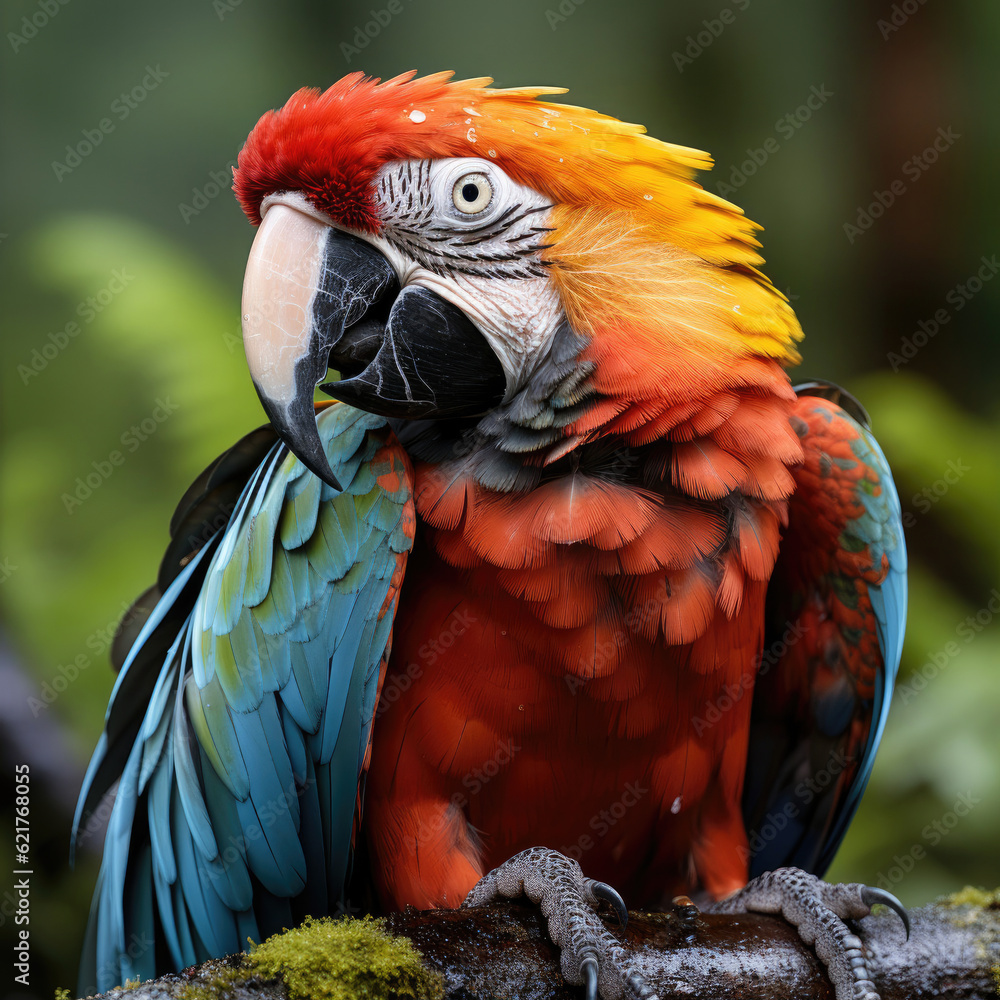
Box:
[286,430,344,493]
[252,384,344,494]
[309,460,343,493]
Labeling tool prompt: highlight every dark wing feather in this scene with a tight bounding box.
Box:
[744,383,907,878]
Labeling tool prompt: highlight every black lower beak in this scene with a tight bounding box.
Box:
[242,203,507,490]
[323,284,507,419]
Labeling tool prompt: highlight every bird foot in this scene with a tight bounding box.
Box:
[464,847,657,1000]
[709,867,909,1000]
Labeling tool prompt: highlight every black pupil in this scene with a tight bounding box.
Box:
[461,182,480,203]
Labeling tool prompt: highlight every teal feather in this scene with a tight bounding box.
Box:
[286,581,335,643]
[150,828,184,971]
[244,486,284,607]
[252,546,296,635]
[305,502,355,581]
[294,755,329,916]
[210,605,263,712]
[281,705,309,785]
[170,794,237,959]
[252,617,292,691]
[317,594,376,762]
[232,702,306,896]
[285,547,314,615]
[77,404,414,994]
[280,472,322,549]
[200,752,254,911]
[169,900,196,972]
[147,741,176,885]
[191,675,250,800]
[120,847,156,985]
[174,678,219,861]
[138,659,177,794]
[346,460,377,496]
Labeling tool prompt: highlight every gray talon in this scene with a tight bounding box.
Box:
[861,885,910,940]
[591,880,629,928]
[707,867,901,1000]
[467,848,650,1000]
[581,955,599,1000]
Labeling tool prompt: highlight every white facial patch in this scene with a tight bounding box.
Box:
[364,157,566,397]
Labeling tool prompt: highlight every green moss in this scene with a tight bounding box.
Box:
[944,886,1000,909]
[243,916,443,1000]
[54,988,72,1000]
[939,887,1000,993]
[177,958,248,1000]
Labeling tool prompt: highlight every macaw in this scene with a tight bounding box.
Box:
[75,71,907,1000]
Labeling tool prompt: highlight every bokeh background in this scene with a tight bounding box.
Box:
[2,0,999,996]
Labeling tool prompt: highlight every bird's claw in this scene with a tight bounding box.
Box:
[860,885,910,940]
[591,880,629,928]
[581,953,599,1000]
[670,894,699,937]
[710,867,909,1000]
[465,847,657,1000]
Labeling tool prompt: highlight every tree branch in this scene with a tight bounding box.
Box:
[83,889,1000,1000]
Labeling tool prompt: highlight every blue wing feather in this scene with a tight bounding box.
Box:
[76,405,414,994]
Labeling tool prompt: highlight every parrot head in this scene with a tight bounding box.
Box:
[234,70,803,488]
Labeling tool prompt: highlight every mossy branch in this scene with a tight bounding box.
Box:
[80,889,1000,1000]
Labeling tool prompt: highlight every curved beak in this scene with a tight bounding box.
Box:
[241,201,506,491]
[241,203,398,489]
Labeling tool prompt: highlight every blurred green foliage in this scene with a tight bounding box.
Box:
[1,0,998,996]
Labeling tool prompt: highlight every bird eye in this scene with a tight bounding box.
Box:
[452,173,493,214]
